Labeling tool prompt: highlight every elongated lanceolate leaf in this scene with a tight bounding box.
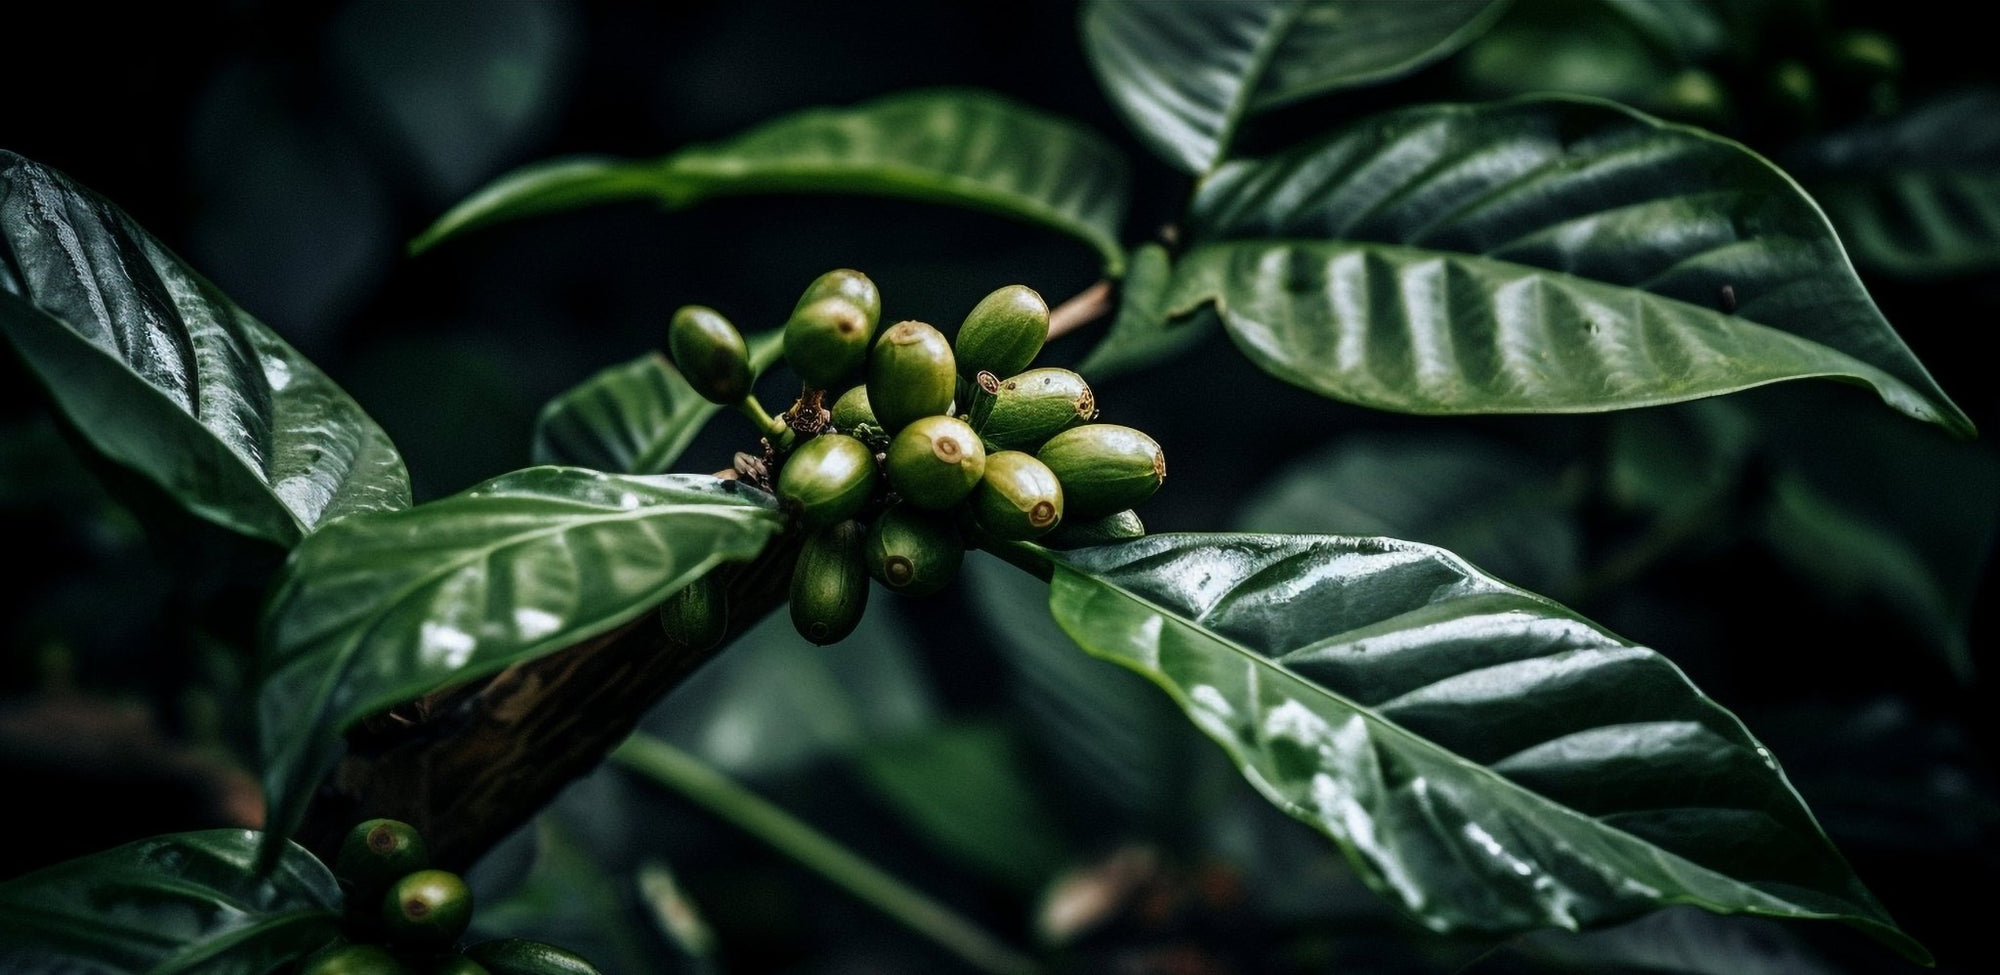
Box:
[0,151,410,546]
[1041,533,1924,960]
[257,468,784,851]
[533,334,782,474]
[1170,98,1971,434]
[0,830,339,975]
[413,90,1130,273]
[1788,88,2000,277]
[1081,0,1506,174]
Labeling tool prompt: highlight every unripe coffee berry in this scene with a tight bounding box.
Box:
[784,270,880,388]
[1036,424,1164,519]
[1042,509,1146,549]
[659,573,727,652]
[666,305,751,405]
[463,940,604,975]
[776,434,878,529]
[973,451,1064,539]
[885,415,985,510]
[381,869,473,950]
[866,321,955,433]
[297,944,412,975]
[830,386,877,431]
[791,521,869,645]
[431,958,492,975]
[335,819,428,904]
[956,285,1048,381]
[979,368,1095,451]
[866,506,964,597]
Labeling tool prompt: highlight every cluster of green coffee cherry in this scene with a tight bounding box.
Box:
[295,819,599,974]
[664,270,1165,646]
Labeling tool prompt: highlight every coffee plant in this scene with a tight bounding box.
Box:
[3,1,1995,972]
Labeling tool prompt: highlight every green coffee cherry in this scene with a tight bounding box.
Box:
[956,285,1048,381]
[298,944,412,975]
[866,320,956,432]
[666,305,752,405]
[784,270,880,388]
[462,940,603,975]
[659,573,727,653]
[431,959,492,975]
[866,506,964,597]
[794,268,881,324]
[1036,425,1165,520]
[791,521,869,646]
[885,415,985,510]
[336,819,429,904]
[979,368,1095,451]
[830,386,877,431]
[1042,509,1145,549]
[381,869,473,949]
[776,434,878,529]
[972,451,1064,539]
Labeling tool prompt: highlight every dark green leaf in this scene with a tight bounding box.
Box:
[1514,905,1835,975]
[257,468,784,851]
[1077,243,1216,379]
[1788,89,2000,277]
[1175,98,1972,434]
[853,722,1069,892]
[413,90,1130,274]
[1080,0,1506,173]
[0,151,410,546]
[1457,0,1733,124]
[1038,533,1924,959]
[0,830,339,975]
[1237,432,1586,595]
[533,334,782,474]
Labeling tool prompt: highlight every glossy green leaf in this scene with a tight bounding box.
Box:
[853,722,1069,892]
[414,89,1130,273]
[1174,98,1972,435]
[1038,533,1924,959]
[0,151,410,546]
[533,334,782,474]
[1080,0,1506,174]
[1788,89,2000,277]
[0,829,340,975]
[257,467,784,852]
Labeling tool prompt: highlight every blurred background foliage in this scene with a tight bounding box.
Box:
[2,0,1996,972]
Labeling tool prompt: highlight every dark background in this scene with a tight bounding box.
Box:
[3,1,1996,973]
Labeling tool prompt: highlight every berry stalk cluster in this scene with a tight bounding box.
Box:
[665,270,1166,646]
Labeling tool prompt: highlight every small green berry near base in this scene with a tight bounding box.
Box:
[381,869,473,950]
[830,386,877,431]
[866,506,965,597]
[335,819,428,904]
[297,943,412,975]
[791,521,869,645]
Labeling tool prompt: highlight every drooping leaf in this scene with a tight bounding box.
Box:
[1788,88,2000,277]
[0,830,340,975]
[1237,431,1586,595]
[257,468,784,851]
[1080,0,1507,174]
[1037,533,1924,959]
[853,722,1069,892]
[413,89,1130,274]
[0,151,410,546]
[533,334,782,474]
[1171,97,1972,435]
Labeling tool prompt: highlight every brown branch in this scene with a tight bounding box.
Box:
[295,531,804,871]
[1046,279,1115,341]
